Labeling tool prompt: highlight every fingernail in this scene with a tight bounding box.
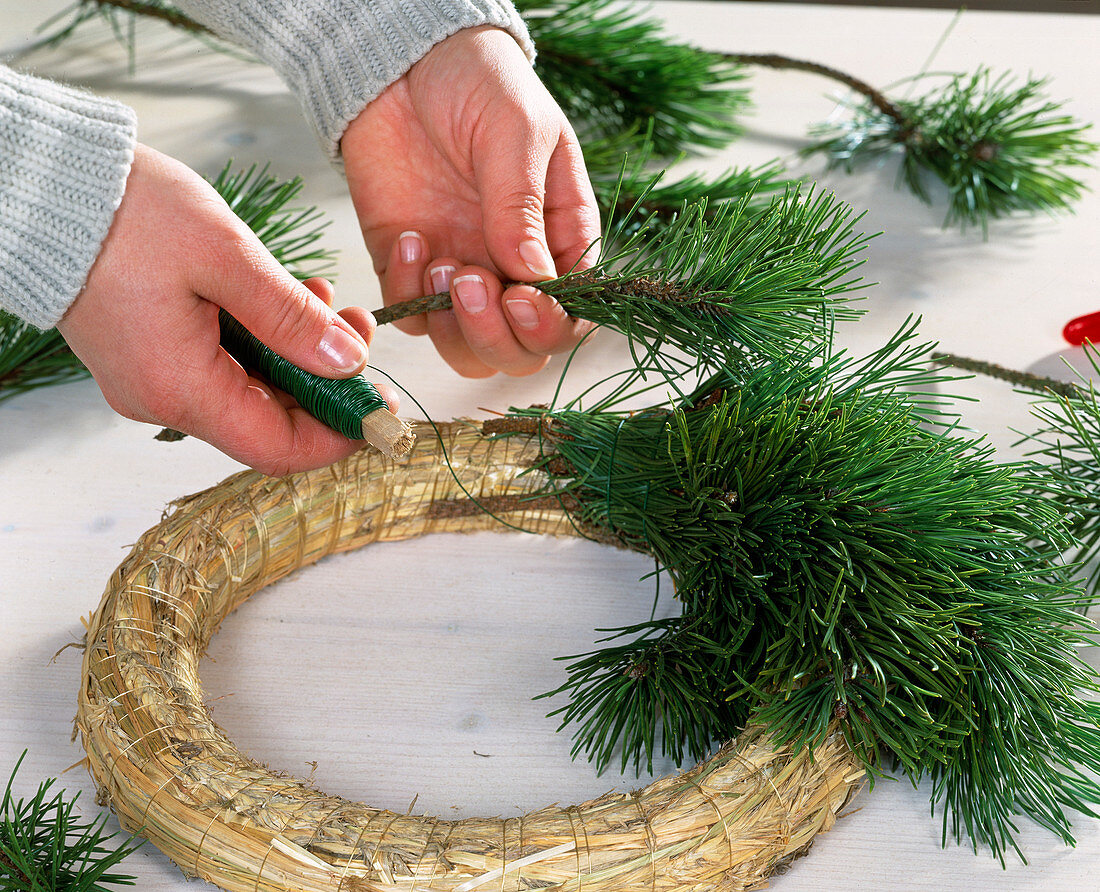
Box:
[398,231,422,264]
[505,297,539,330]
[317,324,367,373]
[430,264,455,295]
[518,239,557,281]
[452,274,488,314]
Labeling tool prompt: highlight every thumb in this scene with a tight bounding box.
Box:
[197,243,369,379]
[476,126,559,284]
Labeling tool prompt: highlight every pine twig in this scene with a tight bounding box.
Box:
[932,351,1082,399]
[373,182,871,372]
[373,292,453,325]
[727,52,909,132]
[800,65,1097,233]
[84,0,211,35]
[518,0,749,157]
[1021,348,1100,604]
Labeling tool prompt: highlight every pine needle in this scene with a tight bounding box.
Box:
[517,0,748,157]
[514,322,1100,861]
[0,316,89,405]
[1,751,141,890]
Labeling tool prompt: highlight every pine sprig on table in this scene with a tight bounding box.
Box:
[0,163,336,404]
[516,0,748,157]
[34,0,219,71]
[37,0,211,44]
[808,67,1097,233]
[509,321,1099,862]
[1,751,141,890]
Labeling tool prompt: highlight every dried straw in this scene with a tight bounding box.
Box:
[77,420,865,891]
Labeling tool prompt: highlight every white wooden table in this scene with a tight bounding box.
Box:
[2,2,1099,888]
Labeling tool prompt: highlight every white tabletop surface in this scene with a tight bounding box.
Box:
[2,2,1099,888]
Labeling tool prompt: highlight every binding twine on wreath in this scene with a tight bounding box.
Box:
[76,420,864,891]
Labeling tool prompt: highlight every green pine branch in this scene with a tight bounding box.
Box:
[503,320,1100,863]
[1015,349,1100,605]
[582,128,797,242]
[806,67,1097,234]
[375,178,872,375]
[516,0,749,157]
[1,751,141,890]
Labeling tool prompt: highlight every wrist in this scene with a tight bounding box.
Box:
[340,15,534,159]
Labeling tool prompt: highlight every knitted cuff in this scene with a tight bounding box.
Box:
[0,66,136,329]
[176,0,534,161]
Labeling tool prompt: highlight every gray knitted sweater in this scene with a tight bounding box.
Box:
[0,0,533,329]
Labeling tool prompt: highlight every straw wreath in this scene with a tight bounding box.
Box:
[77,420,864,892]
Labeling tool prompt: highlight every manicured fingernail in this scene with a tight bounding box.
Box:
[317,324,367,373]
[518,238,557,281]
[452,274,488,314]
[505,297,539,330]
[430,264,455,295]
[398,231,422,264]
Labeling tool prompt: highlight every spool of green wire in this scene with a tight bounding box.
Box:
[218,310,414,458]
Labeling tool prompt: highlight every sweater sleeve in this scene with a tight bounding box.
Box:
[174,0,534,161]
[0,65,136,328]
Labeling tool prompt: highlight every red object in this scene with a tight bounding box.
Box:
[1064,311,1100,346]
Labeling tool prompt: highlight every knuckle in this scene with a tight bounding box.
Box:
[266,289,321,347]
[498,189,545,220]
[193,225,250,284]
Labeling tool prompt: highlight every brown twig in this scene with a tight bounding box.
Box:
[371,273,728,327]
[87,0,213,35]
[372,292,453,325]
[726,52,911,133]
[932,351,1082,400]
[0,850,31,886]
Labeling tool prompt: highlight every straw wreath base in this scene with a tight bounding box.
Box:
[77,420,865,891]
